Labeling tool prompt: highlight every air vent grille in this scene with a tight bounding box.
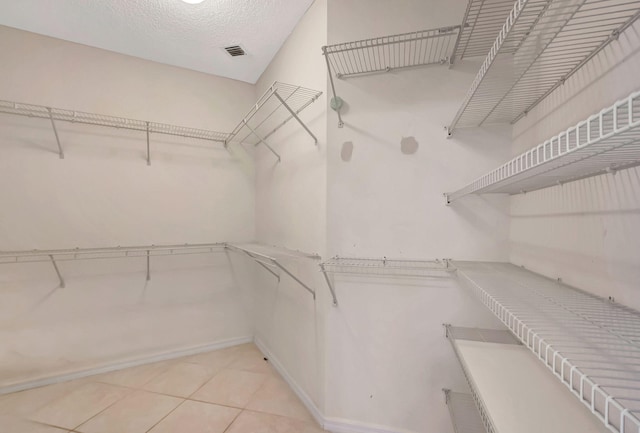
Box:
[224,45,246,57]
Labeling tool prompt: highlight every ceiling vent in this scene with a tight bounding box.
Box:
[224,45,246,57]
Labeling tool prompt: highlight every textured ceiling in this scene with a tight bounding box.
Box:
[0,0,315,83]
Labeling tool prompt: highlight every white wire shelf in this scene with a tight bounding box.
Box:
[452,0,518,62]
[322,26,460,79]
[0,99,229,164]
[322,25,460,128]
[225,82,322,162]
[448,0,640,133]
[444,389,488,433]
[453,261,640,433]
[319,257,455,308]
[0,243,226,288]
[446,89,640,203]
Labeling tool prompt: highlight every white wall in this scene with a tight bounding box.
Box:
[0,26,257,387]
[509,20,640,311]
[249,0,330,421]
[324,1,511,432]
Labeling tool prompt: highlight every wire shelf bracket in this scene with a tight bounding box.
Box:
[0,243,227,287]
[225,82,322,162]
[319,257,455,307]
[0,100,230,165]
[453,261,640,433]
[225,243,317,300]
[447,0,640,135]
[322,25,460,127]
[446,89,640,203]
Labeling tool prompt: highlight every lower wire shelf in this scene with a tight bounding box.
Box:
[445,325,610,433]
[452,262,640,433]
[444,389,488,433]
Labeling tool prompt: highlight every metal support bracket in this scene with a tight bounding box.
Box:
[322,46,344,128]
[146,122,151,166]
[146,250,151,281]
[49,254,65,288]
[272,91,318,145]
[242,120,281,162]
[46,108,64,159]
[225,244,316,301]
[319,263,338,306]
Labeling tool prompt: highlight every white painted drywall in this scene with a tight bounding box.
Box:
[509,20,640,312]
[0,26,257,386]
[323,1,512,431]
[249,0,329,419]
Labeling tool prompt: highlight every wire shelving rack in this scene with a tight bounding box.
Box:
[451,0,518,63]
[319,257,455,307]
[446,89,640,203]
[443,389,489,433]
[0,100,229,164]
[447,0,640,133]
[225,82,322,162]
[453,261,640,433]
[0,243,226,288]
[322,25,460,127]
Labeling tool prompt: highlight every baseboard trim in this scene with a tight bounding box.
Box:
[253,337,325,426]
[323,418,417,433]
[0,335,253,395]
[253,337,414,433]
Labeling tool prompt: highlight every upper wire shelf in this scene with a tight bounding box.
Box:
[453,261,640,433]
[444,389,489,433]
[448,0,640,133]
[0,99,229,164]
[451,0,517,62]
[322,25,460,127]
[225,82,323,162]
[446,89,640,203]
[323,26,460,79]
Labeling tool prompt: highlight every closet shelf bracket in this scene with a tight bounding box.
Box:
[226,82,322,161]
[48,254,65,288]
[46,107,64,159]
[225,244,316,300]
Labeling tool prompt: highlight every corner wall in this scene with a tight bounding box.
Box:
[0,25,256,387]
[509,20,640,311]
[324,1,511,432]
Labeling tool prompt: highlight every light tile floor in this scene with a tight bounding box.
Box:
[0,344,326,433]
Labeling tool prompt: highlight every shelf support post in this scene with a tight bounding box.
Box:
[245,251,280,281]
[242,120,281,162]
[49,254,65,288]
[322,46,344,128]
[146,122,151,166]
[272,91,318,145]
[46,108,64,159]
[146,250,151,281]
[319,263,338,306]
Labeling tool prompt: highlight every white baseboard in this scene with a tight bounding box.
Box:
[253,337,325,426]
[253,337,415,433]
[0,335,253,395]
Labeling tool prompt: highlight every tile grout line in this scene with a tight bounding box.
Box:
[70,385,136,432]
[142,398,188,433]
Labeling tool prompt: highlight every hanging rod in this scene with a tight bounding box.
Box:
[447,0,640,134]
[319,257,455,307]
[322,25,460,128]
[0,100,230,164]
[224,243,318,300]
[225,82,323,162]
[0,243,227,288]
